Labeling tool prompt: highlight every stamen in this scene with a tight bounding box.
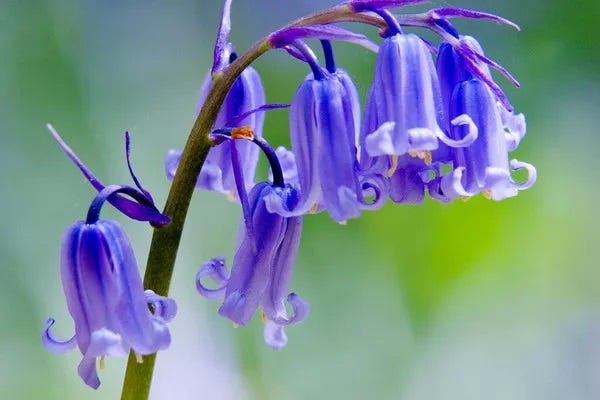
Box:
[310,203,319,214]
[260,310,268,323]
[387,155,399,177]
[135,353,144,364]
[99,356,106,370]
[408,151,432,165]
[482,190,492,200]
[231,126,254,140]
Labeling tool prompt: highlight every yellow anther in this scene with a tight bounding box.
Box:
[408,150,432,165]
[231,126,254,140]
[482,190,492,200]
[135,353,144,364]
[99,356,106,370]
[310,203,319,214]
[260,310,267,323]
[386,155,399,177]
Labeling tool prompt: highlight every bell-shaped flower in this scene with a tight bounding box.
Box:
[363,33,446,158]
[439,79,536,200]
[197,182,308,350]
[165,52,266,195]
[287,69,364,222]
[42,186,177,389]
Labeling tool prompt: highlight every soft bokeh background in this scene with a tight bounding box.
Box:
[1,0,599,399]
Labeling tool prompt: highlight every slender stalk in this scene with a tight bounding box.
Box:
[120,4,363,399]
[119,38,270,400]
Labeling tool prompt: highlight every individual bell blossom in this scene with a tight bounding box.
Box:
[364,33,446,159]
[196,131,309,349]
[42,185,177,389]
[436,36,525,159]
[439,79,536,200]
[197,182,308,350]
[165,50,266,195]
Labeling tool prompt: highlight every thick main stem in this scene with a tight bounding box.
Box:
[120,39,270,400]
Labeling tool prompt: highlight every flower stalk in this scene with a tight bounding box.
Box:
[120,5,365,398]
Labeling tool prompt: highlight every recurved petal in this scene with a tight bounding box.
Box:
[42,318,76,354]
[196,257,230,300]
[145,290,178,323]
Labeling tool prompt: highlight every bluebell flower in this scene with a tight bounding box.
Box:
[42,185,177,389]
[166,0,265,195]
[438,79,536,200]
[197,182,308,350]
[363,33,445,159]
[434,38,535,200]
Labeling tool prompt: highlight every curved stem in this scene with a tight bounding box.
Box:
[120,4,370,399]
[120,37,271,400]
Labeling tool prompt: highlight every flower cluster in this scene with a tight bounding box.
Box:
[184,0,535,348]
[43,0,536,391]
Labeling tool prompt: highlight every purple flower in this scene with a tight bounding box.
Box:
[439,79,536,200]
[196,182,308,350]
[42,186,177,389]
[363,33,445,159]
[166,56,266,195]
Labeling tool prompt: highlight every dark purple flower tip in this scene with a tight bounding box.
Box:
[43,219,177,388]
[269,25,378,53]
[47,124,169,227]
[428,8,520,31]
[349,0,427,13]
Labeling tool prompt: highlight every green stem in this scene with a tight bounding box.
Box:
[119,4,361,399]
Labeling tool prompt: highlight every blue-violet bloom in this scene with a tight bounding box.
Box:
[42,186,177,389]
[197,182,308,350]
[439,79,536,200]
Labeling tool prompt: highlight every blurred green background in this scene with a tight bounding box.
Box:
[1,0,599,399]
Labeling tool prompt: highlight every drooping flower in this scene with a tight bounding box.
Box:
[432,36,536,201]
[437,79,536,200]
[363,32,445,159]
[196,133,308,350]
[166,0,266,195]
[42,185,177,389]
[266,40,389,222]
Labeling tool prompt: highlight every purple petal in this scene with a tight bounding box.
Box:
[264,320,288,351]
[78,356,100,389]
[97,220,173,354]
[145,290,178,323]
[42,318,76,354]
[196,257,230,300]
[212,0,233,73]
[349,0,427,12]
[270,25,378,53]
[430,8,520,31]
